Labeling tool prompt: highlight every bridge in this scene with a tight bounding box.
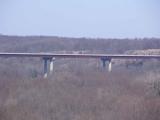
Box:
[0,52,160,78]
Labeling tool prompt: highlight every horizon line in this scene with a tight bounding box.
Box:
[0,33,160,40]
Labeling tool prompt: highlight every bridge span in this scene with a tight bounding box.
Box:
[0,52,160,78]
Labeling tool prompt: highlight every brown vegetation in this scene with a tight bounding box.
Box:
[0,35,160,120]
[0,67,160,120]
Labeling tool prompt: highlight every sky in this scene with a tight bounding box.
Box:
[0,0,160,38]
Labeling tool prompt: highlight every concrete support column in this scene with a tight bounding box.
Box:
[108,59,112,72]
[49,57,55,74]
[101,57,107,68]
[102,59,106,68]
[43,58,48,78]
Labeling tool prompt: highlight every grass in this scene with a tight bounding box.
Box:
[0,63,160,120]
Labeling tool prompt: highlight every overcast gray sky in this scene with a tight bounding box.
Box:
[0,0,160,38]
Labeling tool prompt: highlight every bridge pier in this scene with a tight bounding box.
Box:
[108,60,112,72]
[43,58,48,78]
[101,57,112,72]
[43,57,56,78]
[102,58,106,68]
[49,57,55,74]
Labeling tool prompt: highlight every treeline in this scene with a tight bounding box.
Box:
[0,35,160,53]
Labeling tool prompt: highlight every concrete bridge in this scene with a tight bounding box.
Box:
[0,52,160,78]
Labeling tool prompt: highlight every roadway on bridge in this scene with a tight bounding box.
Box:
[0,53,160,59]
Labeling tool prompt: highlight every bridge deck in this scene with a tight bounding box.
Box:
[0,53,160,59]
